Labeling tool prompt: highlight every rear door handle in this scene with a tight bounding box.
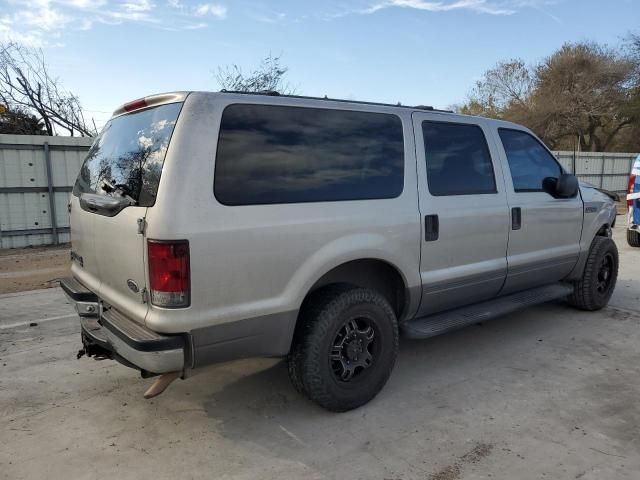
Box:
[425,214,439,241]
[512,207,522,230]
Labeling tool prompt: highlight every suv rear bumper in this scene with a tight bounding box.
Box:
[60,277,185,374]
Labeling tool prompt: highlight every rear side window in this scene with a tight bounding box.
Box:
[214,104,404,205]
[422,121,496,196]
[498,129,562,192]
[73,102,182,206]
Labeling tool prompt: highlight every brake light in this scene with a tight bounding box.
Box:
[148,240,190,308]
[629,174,637,207]
[124,98,148,112]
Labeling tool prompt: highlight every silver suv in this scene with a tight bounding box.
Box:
[61,91,618,411]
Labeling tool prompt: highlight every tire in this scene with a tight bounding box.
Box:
[287,285,399,412]
[568,236,619,311]
[628,229,640,247]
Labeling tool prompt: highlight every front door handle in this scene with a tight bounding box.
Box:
[512,207,522,230]
[425,214,439,241]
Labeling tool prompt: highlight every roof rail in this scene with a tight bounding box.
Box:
[216,90,453,113]
[220,89,280,96]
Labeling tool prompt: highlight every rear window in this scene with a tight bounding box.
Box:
[73,102,182,207]
[422,121,497,196]
[214,104,404,205]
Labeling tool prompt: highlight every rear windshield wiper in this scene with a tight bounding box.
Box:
[100,179,137,205]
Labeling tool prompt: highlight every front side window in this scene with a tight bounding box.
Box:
[498,129,562,192]
[422,121,497,196]
[214,104,404,205]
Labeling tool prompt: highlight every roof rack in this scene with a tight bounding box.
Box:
[217,90,453,113]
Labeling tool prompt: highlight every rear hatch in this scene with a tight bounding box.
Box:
[70,97,184,323]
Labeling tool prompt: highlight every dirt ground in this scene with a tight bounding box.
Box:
[0,244,70,294]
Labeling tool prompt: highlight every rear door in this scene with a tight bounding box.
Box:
[413,113,510,316]
[493,127,583,294]
[70,101,183,322]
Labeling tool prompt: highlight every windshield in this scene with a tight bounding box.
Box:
[73,102,182,207]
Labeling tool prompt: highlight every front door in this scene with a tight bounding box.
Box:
[413,113,510,317]
[493,128,583,294]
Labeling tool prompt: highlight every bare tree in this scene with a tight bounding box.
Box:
[460,42,639,151]
[532,43,637,151]
[462,59,533,118]
[626,32,640,63]
[616,32,640,151]
[0,42,95,136]
[216,54,294,94]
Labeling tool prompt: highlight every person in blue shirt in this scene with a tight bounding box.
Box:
[628,154,640,247]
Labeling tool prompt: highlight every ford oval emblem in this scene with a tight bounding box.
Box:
[127,279,139,293]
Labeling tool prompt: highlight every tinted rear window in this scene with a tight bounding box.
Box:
[73,102,182,206]
[214,104,404,205]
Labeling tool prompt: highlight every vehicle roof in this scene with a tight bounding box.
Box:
[203,90,526,130]
[213,89,454,113]
[114,90,527,131]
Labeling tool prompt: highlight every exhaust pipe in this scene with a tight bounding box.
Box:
[143,372,180,399]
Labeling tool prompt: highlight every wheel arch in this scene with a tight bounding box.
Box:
[301,258,411,321]
[595,223,612,237]
[566,220,614,282]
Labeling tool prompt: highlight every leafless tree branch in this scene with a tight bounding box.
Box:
[215,54,295,95]
[0,41,96,136]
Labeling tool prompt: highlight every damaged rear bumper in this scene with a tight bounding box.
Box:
[61,277,185,374]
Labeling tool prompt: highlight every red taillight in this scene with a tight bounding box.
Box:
[148,240,190,308]
[124,98,147,112]
[629,174,637,207]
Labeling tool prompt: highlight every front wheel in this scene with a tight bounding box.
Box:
[287,286,399,412]
[628,229,640,247]
[568,236,619,311]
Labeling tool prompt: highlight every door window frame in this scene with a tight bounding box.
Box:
[421,120,498,197]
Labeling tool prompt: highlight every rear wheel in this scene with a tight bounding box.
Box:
[568,236,618,311]
[628,229,640,247]
[287,286,398,412]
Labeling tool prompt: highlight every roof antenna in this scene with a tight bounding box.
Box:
[397,102,402,106]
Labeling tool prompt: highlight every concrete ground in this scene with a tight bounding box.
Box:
[1,221,639,480]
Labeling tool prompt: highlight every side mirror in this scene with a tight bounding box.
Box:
[543,174,579,198]
[556,173,579,198]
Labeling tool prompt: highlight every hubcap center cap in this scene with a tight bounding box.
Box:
[345,340,363,360]
[330,318,376,382]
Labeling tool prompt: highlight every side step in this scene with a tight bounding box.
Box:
[401,283,574,339]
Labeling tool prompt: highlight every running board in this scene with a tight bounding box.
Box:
[401,283,574,339]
